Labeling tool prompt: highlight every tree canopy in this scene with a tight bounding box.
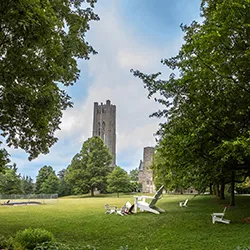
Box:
[0,0,99,166]
[40,172,59,194]
[35,165,58,194]
[57,169,72,197]
[65,136,112,196]
[129,168,142,192]
[0,164,21,194]
[132,0,250,205]
[21,175,35,194]
[107,166,131,197]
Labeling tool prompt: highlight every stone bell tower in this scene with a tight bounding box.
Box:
[92,100,116,166]
[138,147,155,193]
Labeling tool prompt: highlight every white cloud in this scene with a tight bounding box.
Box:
[77,2,171,164]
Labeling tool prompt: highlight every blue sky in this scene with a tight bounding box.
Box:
[9,0,201,179]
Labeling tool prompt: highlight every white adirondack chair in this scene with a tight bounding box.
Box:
[179,199,189,207]
[133,185,165,214]
[104,204,116,214]
[211,207,230,224]
[116,205,128,216]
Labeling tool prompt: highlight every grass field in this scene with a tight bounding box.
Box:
[0,194,250,250]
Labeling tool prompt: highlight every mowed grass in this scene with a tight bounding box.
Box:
[0,194,250,250]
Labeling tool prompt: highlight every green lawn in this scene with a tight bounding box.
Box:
[0,194,250,250]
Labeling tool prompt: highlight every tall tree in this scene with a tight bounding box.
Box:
[57,169,72,197]
[107,167,131,197]
[129,169,138,182]
[0,0,99,165]
[132,0,250,206]
[40,172,59,194]
[0,164,22,194]
[65,136,112,196]
[0,147,10,173]
[129,168,141,192]
[35,165,57,194]
[21,175,35,194]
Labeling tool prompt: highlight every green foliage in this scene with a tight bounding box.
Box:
[35,241,96,250]
[57,169,72,197]
[0,235,12,249]
[40,173,59,194]
[21,175,35,194]
[0,147,10,173]
[0,164,22,194]
[129,169,138,182]
[0,0,99,161]
[36,166,59,194]
[65,136,112,196]
[132,0,250,205]
[21,176,35,194]
[0,235,8,248]
[128,168,141,192]
[13,228,54,250]
[236,177,250,194]
[107,167,131,197]
[65,153,89,194]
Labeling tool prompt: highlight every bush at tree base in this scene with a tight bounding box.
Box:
[13,228,54,250]
[34,242,96,250]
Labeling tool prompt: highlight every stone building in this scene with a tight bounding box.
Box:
[92,100,116,166]
[138,147,155,193]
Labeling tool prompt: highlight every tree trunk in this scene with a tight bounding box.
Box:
[212,184,216,195]
[209,183,213,194]
[220,182,225,200]
[230,170,235,206]
[91,187,94,197]
[215,184,220,197]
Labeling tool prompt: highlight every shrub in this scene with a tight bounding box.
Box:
[0,235,9,249]
[0,235,8,248]
[34,242,70,250]
[13,228,54,250]
[34,242,96,250]
[0,235,14,250]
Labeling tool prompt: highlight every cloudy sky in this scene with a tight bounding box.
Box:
[9,0,201,179]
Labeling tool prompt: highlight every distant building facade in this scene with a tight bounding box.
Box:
[92,100,116,166]
[138,147,155,193]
